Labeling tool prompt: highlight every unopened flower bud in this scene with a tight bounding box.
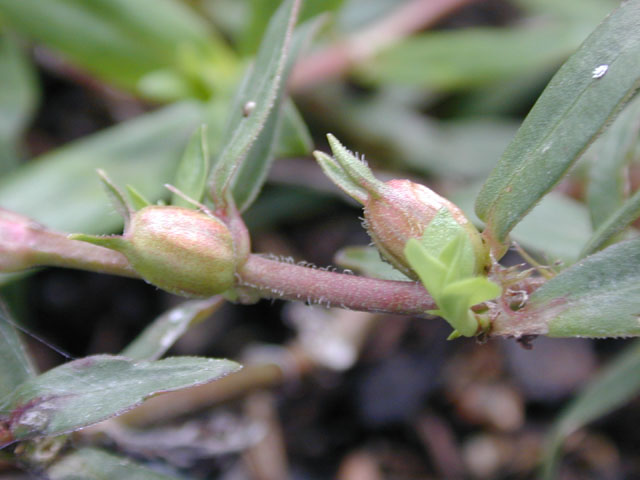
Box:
[72,206,237,297]
[365,180,487,278]
[314,135,489,280]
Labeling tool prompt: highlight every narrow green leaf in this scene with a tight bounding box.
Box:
[541,340,640,480]
[580,187,640,256]
[0,102,204,234]
[67,234,127,253]
[240,0,342,55]
[171,125,210,208]
[126,185,151,210]
[209,0,300,206]
[325,134,383,195]
[522,237,640,337]
[313,151,369,203]
[475,1,640,245]
[359,24,584,90]
[274,98,313,158]
[0,33,39,173]
[121,297,224,361]
[513,0,616,24]
[0,355,241,443]
[585,95,640,229]
[0,0,232,98]
[47,447,183,480]
[228,15,320,212]
[0,303,36,398]
[96,169,130,227]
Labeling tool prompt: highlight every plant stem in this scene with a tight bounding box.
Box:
[238,254,435,316]
[0,209,136,278]
[290,0,478,90]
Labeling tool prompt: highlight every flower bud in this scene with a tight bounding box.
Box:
[315,134,490,280]
[364,179,488,279]
[72,206,237,297]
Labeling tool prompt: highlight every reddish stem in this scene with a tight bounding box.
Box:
[238,254,435,316]
[290,0,479,90]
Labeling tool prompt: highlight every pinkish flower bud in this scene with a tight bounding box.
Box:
[72,206,237,298]
[364,180,488,279]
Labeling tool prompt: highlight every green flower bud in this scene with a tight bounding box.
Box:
[365,179,488,278]
[72,206,237,298]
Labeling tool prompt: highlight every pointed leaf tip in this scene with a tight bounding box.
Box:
[96,169,131,227]
[68,233,128,252]
[325,134,384,197]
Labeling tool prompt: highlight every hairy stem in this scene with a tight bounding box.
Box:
[238,254,435,315]
[0,209,136,278]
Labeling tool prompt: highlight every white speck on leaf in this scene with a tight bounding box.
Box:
[592,65,608,79]
[243,101,256,117]
[168,310,183,323]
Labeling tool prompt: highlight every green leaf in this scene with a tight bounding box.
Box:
[209,0,300,207]
[0,0,233,98]
[541,340,640,480]
[0,355,240,443]
[580,187,640,257]
[444,276,502,307]
[0,33,39,173]
[475,1,640,246]
[239,0,342,55]
[0,303,36,398]
[47,447,183,480]
[523,237,640,337]
[274,98,313,158]
[585,94,640,230]
[438,233,469,285]
[420,209,475,279]
[121,297,224,361]
[313,151,369,203]
[0,102,204,234]
[404,239,448,299]
[334,246,410,281]
[439,276,501,337]
[96,169,131,228]
[224,13,320,213]
[359,25,584,90]
[125,185,152,210]
[513,0,617,24]
[171,125,210,208]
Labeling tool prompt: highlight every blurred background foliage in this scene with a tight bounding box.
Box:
[1,0,640,478]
